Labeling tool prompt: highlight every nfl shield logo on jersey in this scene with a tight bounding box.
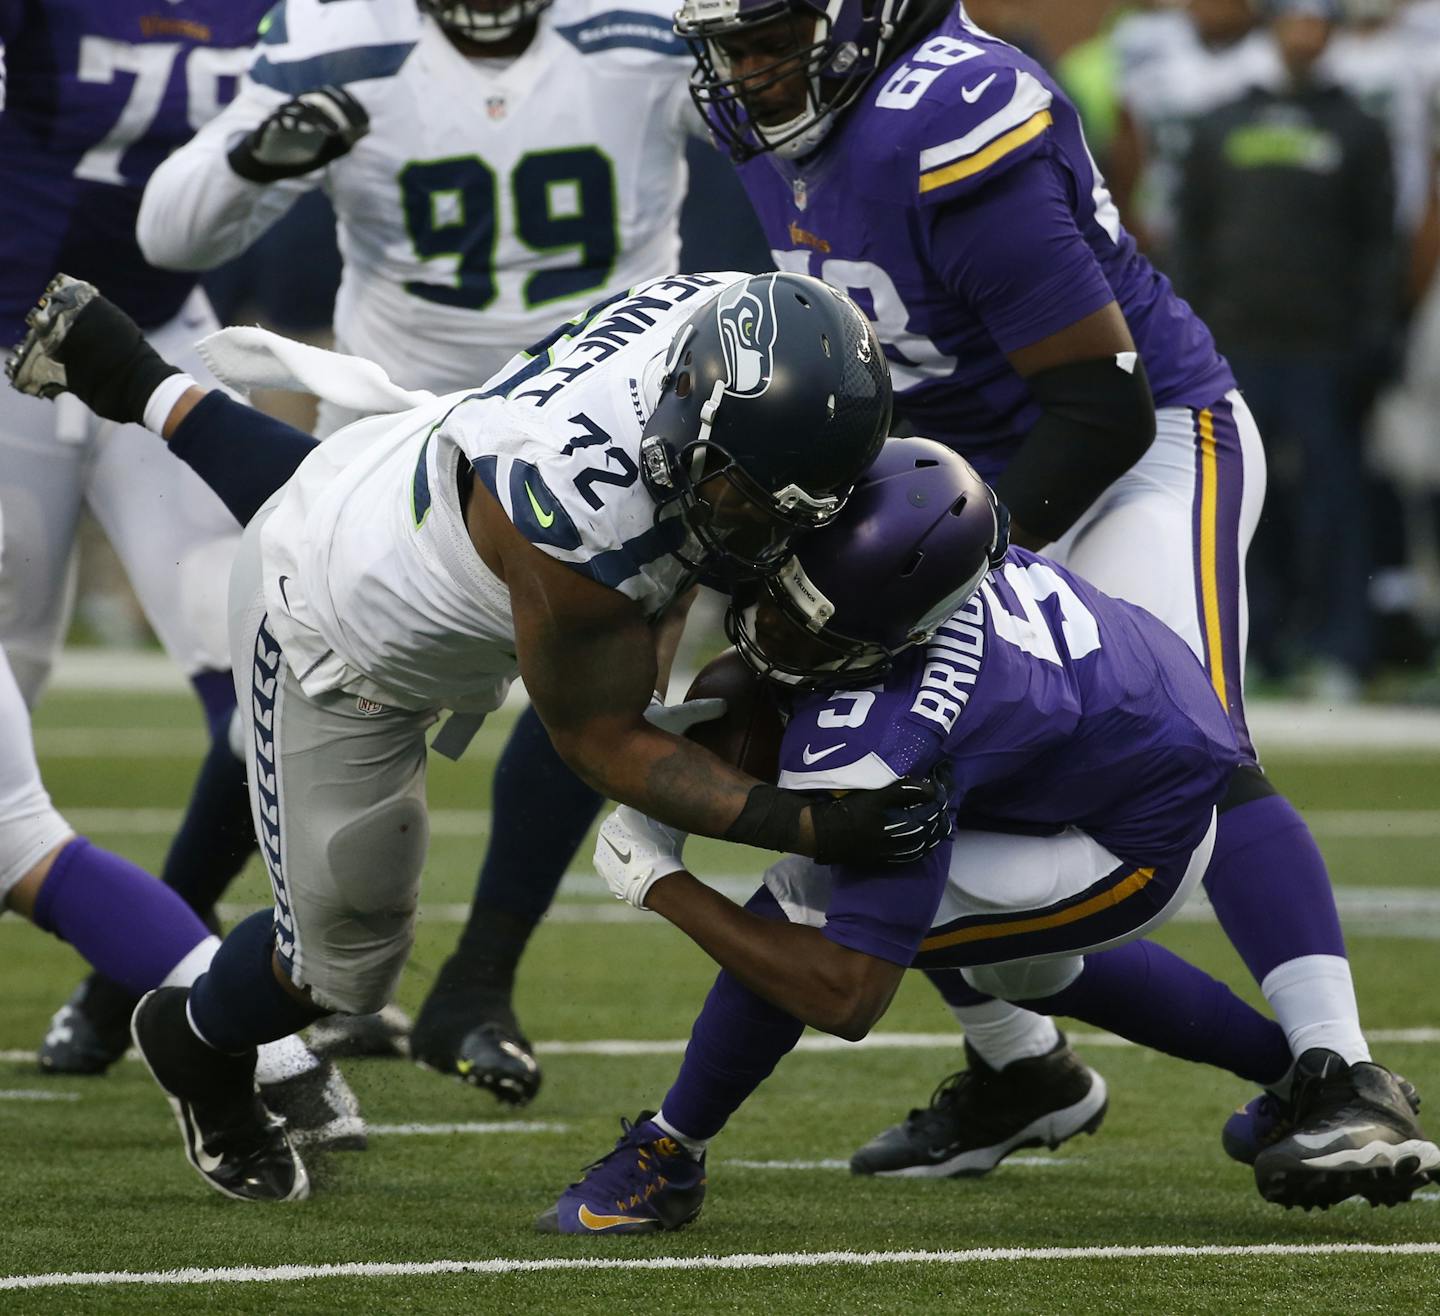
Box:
[486,95,507,121]
[355,696,385,717]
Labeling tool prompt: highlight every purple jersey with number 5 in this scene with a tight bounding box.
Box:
[0,0,270,343]
[727,7,1234,480]
[778,548,1240,871]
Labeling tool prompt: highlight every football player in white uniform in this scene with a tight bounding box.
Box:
[81,0,722,1097]
[11,268,950,1199]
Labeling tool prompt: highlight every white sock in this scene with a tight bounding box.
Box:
[161,934,220,988]
[654,1109,709,1159]
[142,371,197,434]
[255,1032,322,1085]
[950,999,1060,1070]
[1261,954,1370,1066]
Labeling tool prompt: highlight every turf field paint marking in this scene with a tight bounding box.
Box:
[0,1089,79,1102]
[6,1028,1440,1068]
[366,1121,568,1136]
[725,1156,1070,1171]
[55,807,1440,841]
[5,1243,1440,1291]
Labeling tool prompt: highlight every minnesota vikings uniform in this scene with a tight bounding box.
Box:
[728,5,1264,758]
[763,548,1239,987]
[229,272,736,1008]
[0,0,266,702]
[138,0,701,430]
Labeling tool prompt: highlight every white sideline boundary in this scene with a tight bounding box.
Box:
[5,1027,1439,1068]
[4,1243,1440,1291]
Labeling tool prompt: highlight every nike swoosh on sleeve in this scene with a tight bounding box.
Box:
[960,73,998,103]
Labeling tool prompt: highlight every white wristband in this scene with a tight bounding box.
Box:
[143,371,198,435]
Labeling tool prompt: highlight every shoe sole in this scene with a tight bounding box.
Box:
[130,992,312,1203]
[533,1202,703,1235]
[413,1056,541,1107]
[1256,1138,1440,1210]
[859,1071,1109,1179]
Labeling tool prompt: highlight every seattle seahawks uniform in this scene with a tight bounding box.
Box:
[1113,8,1280,254]
[138,0,701,422]
[228,270,754,1009]
[0,0,265,701]
[728,5,1264,758]
[763,547,1239,977]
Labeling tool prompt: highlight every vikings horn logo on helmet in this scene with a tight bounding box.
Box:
[715,279,777,397]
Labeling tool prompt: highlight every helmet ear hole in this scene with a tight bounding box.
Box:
[915,458,939,469]
[901,551,924,577]
[794,292,811,308]
[675,371,692,399]
[949,495,969,516]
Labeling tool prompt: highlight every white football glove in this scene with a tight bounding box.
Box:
[643,695,727,736]
[594,805,689,909]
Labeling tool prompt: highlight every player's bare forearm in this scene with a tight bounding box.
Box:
[644,872,901,1041]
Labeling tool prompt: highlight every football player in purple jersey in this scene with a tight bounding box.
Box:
[671,0,1396,1205]
[0,1,361,1142]
[538,440,1437,1234]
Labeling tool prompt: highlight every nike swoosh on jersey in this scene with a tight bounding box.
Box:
[801,742,847,765]
[961,73,998,104]
[277,575,294,613]
[577,1203,653,1230]
[525,482,556,528]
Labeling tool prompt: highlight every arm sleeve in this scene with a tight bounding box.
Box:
[921,153,1118,354]
[136,81,316,272]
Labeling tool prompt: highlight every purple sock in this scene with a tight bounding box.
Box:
[1203,795,1346,983]
[32,837,211,997]
[1020,939,1291,1085]
[659,888,805,1140]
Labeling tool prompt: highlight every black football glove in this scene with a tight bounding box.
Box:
[228,85,370,183]
[809,767,954,866]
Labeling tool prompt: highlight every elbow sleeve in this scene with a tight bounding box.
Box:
[992,353,1156,546]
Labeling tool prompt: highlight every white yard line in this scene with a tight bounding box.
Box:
[366,1121,567,1137]
[0,1089,79,1102]
[51,806,1440,840]
[5,1028,1439,1069]
[4,1243,1440,1291]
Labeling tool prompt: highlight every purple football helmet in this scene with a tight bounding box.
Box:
[676,0,915,161]
[419,0,555,43]
[727,437,1009,689]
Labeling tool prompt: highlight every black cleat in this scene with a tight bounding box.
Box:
[131,989,309,1202]
[260,1058,367,1152]
[850,1035,1108,1178]
[38,975,137,1076]
[411,967,540,1106]
[1254,1049,1439,1210]
[306,1004,412,1060]
[1223,1076,1422,1167]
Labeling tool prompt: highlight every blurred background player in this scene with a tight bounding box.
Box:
[1176,0,1397,694]
[675,0,1399,1198]
[123,0,770,1099]
[1109,0,1278,264]
[0,0,317,1078]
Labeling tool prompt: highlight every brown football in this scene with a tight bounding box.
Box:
[682,649,785,783]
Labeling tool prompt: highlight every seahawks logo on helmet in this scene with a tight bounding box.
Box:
[715,280,777,397]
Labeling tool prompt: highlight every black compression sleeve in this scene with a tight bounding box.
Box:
[992,353,1155,545]
[168,391,319,525]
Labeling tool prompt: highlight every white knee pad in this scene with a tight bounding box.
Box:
[962,956,1085,1002]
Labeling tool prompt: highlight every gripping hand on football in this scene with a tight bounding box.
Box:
[228,85,370,183]
[595,806,689,910]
